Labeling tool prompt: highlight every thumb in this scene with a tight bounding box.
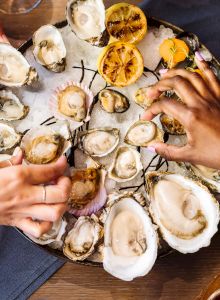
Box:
[148,142,192,162]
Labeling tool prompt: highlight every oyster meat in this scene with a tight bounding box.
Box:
[160,113,185,135]
[0,90,29,121]
[66,0,109,47]
[26,218,67,249]
[0,123,21,152]
[68,167,107,216]
[108,146,143,182]
[134,87,156,109]
[98,89,130,113]
[0,43,38,87]
[102,192,158,281]
[125,120,163,147]
[78,127,119,157]
[21,125,71,164]
[33,25,67,72]
[145,172,220,253]
[63,215,103,261]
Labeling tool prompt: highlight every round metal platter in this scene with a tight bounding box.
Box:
[16,16,220,267]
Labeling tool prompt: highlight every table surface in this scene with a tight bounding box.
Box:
[1,0,220,299]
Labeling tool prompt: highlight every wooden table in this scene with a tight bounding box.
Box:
[1,1,220,299]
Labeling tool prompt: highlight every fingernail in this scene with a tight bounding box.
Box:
[147,146,156,153]
[12,147,22,157]
[195,51,204,62]
[159,68,168,75]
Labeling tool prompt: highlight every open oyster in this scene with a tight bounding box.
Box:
[66,0,109,47]
[68,167,107,216]
[125,121,163,147]
[160,113,185,135]
[78,127,119,157]
[21,124,71,164]
[33,25,67,72]
[108,146,143,182]
[183,163,220,193]
[145,171,220,254]
[0,123,21,152]
[98,89,130,113]
[134,87,157,109]
[0,90,29,121]
[63,215,103,261]
[102,192,158,281]
[26,218,67,249]
[0,43,38,87]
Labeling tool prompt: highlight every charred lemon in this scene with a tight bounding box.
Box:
[159,38,189,68]
[97,41,144,87]
[105,3,147,44]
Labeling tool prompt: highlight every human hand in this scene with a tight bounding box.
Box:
[0,155,71,237]
[142,52,220,169]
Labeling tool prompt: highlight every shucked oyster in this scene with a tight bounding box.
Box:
[102,192,158,281]
[125,120,163,147]
[145,172,220,253]
[66,0,109,47]
[108,146,143,182]
[0,123,21,152]
[21,125,71,164]
[68,167,107,216]
[0,43,38,87]
[98,89,130,113]
[78,127,119,157]
[63,215,103,261]
[26,218,67,249]
[134,87,156,109]
[33,25,66,73]
[160,113,185,135]
[0,90,29,121]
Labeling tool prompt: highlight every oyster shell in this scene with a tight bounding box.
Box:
[145,171,220,254]
[33,25,67,73]
[0,90,29,121]
[160,113,185,135]
[66,0,109,47]
[21,125,71,164]
[125,121,163,147]
[183,163,220,193]
[108,146,143,182]
[0,123,21,152]
[0,43,38,87]
[63,215,103,261]
[102,192,158,281]
[26,218,67,249]
[78,127,119,157]
[134,87,156,109]
[98,89,130,113]
[68,167,107,216]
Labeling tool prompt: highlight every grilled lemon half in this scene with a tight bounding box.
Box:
[106,3,147,44]
[97,41,144,87]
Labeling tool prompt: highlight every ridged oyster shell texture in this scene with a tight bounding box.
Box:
[16,5,220,282]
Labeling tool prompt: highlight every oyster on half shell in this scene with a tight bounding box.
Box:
[98,89,130,113]
[33,25,67,72]
[134,87,157,109]
[66,0,109,47]
[0,43,38,87]
[0,90,29,121]
[0,123,21,152]
[78,127,119,157]
[160,113,185,135]
[125,120,163,147]
[102,192,158,281]
[26,218,67,249]
[108,146,143,182]
[21,125,71,164]
[145,171,220,254]
[63,214,103,261]
[68,167,107,216]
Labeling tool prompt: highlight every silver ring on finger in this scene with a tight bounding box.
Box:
[42,186,47,203]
